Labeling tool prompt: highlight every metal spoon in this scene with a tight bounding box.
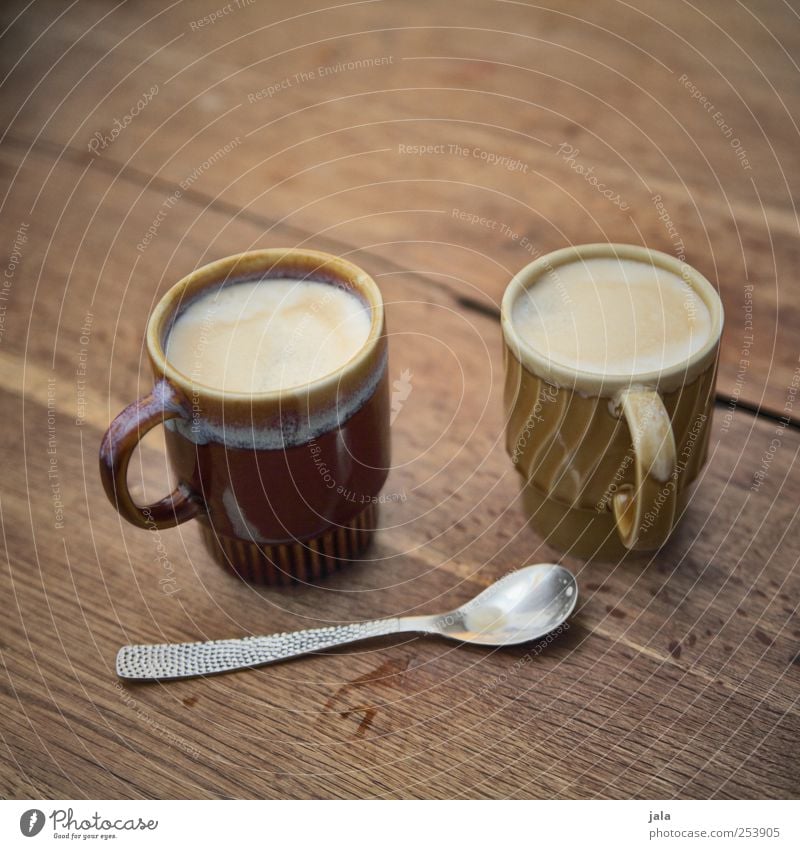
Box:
[116,563,577,681]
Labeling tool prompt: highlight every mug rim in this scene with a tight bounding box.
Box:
[500,243,724,396]
[146,248,385,404]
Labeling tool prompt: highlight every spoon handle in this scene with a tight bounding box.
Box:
[116,617,406,681]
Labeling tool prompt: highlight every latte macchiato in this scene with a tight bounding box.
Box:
[166,278,371,392]
[511,257,712,375]
[501,244,723,559]
[101,248,389,585]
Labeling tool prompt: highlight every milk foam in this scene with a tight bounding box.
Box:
[166,278,372,392]
[511,257,712,375]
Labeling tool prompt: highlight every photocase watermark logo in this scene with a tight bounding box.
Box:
[17,807,159,837]
[19,809,45,837]
[390,368,413,424]
[87,84,159,155]
[511,382,559,464]
[555,143,630,210]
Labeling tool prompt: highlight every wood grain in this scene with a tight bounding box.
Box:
[0,0,798,799]
[2,0,798,415]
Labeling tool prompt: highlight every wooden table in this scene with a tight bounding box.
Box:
[1,0,798,799]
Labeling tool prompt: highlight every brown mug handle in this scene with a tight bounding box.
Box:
[611,387,677,551]
[99,379,201,530]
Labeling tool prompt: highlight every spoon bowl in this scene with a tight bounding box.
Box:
[428,563,578,646]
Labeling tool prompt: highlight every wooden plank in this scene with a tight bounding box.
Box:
[0,144,797,799]
[1,0,799,415]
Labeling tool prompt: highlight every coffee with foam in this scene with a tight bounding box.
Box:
[511,256,712,376]
[166,278,371,393]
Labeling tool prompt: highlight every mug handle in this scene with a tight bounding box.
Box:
[99,379,201,530]
[611,387,677,551]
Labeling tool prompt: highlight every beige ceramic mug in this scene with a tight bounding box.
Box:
[501,243,723,560]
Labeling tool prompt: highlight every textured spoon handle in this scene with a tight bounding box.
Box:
[116,618,404,680]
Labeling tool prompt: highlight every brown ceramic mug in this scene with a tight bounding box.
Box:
[99,249,390,584]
